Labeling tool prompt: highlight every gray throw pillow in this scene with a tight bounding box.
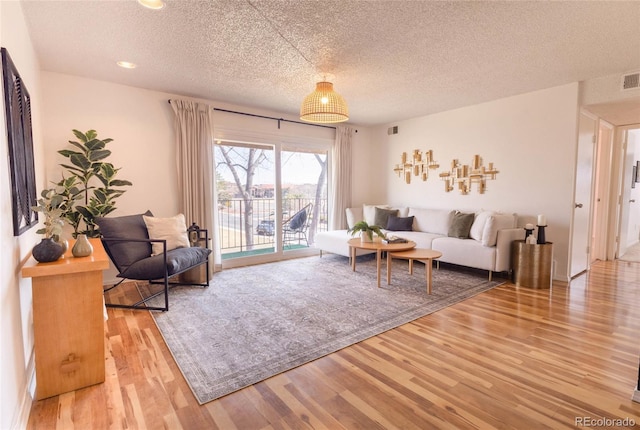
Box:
[447,211,475,239]
[386,215,414,231]
[374,207,398,227]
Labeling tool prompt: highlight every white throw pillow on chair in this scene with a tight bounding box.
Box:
[143,213,191,256]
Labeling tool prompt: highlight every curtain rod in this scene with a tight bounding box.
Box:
[167,100,357,132]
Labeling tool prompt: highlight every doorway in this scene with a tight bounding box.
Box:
[617,127,640,261]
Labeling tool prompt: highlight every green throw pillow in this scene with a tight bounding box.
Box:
[374,207,398,228]
[448,211,475,239]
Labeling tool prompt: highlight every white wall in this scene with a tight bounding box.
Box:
[41,73,179,218]
[42,72,371,217]
[372,83,580,281]
[0,2,45,429]
[581,72,640,106]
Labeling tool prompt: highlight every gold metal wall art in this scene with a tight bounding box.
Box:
[439,154,499,194]
[393,149,439,184]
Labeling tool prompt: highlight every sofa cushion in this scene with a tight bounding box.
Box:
[482,213,517,246]
[386,215,414,231]
[432,237,496,271]
[395,206,410,217]
[374,207,398,227]
[383,230,443,249]
[408,208,453,235]
[363,204,389,225]
[314,230,376,257]
[120,246,211,280]
[346,207,363,229]
[448,211,475,239]
[469,210,494,242]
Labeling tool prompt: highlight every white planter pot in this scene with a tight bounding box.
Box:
[361,231,374,243]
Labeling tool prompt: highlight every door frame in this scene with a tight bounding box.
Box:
[590,119,614,262]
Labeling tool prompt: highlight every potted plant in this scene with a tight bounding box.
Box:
[348,220,385,243]
[56,129,132,238]
[31,188,67,262]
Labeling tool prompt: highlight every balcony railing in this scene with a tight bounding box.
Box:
[217,197,327,258]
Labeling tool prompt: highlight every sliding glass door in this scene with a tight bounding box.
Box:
[215,141,329,265]
[281,148,328,252]
[215,142,276,260]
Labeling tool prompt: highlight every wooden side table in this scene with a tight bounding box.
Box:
[347,238,416,288]
[512,240,553,289]
[387,249,443,294]
[21,238,109,400]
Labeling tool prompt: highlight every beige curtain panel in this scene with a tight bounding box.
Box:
[330,126,353,230]
[169,99,218,275]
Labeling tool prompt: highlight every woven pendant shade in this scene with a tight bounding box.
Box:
[300,81,349,123]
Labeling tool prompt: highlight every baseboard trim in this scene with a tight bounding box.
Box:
[12,349,35,430]
[633,389,640,403]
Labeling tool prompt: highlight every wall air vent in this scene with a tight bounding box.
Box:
[621,71,640,91]
[387,126,398,135]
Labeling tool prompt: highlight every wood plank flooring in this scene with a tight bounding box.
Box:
[27,260,640,429]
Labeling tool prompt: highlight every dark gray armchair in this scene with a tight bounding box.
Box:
[95,211,211,311]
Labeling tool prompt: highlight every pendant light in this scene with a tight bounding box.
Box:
[300,79,349,123]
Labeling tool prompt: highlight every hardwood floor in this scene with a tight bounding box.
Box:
[28,260,640,429]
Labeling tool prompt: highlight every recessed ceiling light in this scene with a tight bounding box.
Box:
[137,0,165,10]
[117,61,137,69]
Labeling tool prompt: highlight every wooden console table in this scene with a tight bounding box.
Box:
[21,238,109,400]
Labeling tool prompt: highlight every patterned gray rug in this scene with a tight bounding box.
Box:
[146,254,503,404]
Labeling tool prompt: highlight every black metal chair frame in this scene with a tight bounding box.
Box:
[282,203,313,248]
[102,228,210,312]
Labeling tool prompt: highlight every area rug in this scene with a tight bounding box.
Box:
[146,254,503,404]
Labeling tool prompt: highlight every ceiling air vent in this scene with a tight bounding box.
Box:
[387,126,398,135]
[621,71,640,91]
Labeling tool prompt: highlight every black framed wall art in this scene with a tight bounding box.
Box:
[2,47,38,235]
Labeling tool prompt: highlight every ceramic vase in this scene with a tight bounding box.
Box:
[32,237,65,263]
[361,231,374,243]
[72,234,93,257]
[53,235,69,254]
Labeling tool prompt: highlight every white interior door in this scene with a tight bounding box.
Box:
[570,112,596,278]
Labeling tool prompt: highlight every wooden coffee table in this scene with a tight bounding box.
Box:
[387,248,443,294]
[348,238,416,288]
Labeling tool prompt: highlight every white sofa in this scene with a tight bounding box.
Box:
[315,204,525,279]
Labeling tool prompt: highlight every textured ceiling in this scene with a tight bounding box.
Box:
[20,0,640,126]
